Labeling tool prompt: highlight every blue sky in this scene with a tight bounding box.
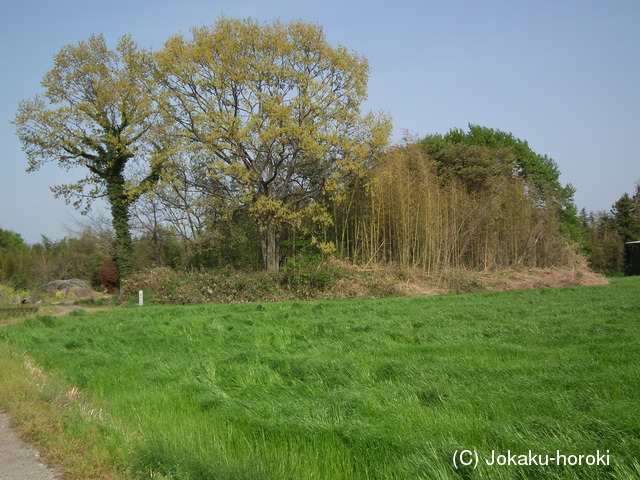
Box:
[1,0,638,243]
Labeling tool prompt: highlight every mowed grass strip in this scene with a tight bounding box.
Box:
[1,277,639,479]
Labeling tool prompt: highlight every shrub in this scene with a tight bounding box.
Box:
[279,256,344,294]
[0,284,29,305]
[440,269,486,294]
[99,258,119,292]
[122,268,281,304]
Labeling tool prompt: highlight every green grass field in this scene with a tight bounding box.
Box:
[1,277,639,479]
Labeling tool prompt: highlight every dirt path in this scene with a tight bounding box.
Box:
[0,413,63,479]
[1,302,103,478]
[49,302,93,317]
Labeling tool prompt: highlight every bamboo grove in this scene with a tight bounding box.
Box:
[330,142,577,273]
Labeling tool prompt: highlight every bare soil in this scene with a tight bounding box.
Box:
[49,302,94,317]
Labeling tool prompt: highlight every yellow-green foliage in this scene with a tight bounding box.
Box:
[0,284,29,305]
[154,17,391,270]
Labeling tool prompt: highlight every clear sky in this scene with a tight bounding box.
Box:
[1,0,638,243]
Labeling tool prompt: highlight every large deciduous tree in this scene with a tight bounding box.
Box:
[155,17,390,271]
[14,34,170,281]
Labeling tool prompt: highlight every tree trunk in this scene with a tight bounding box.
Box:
[106,177,134,284]
[259,221,280,272]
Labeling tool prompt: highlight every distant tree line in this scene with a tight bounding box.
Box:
[8,17,632,290]
[2,144,636,291]
[5,132,635,292]
[578,183,640,274]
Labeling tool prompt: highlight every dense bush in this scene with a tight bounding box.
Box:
[0,284,30,305]
[122,267,279,304]
[279,255,345,293]
[122,262,404,304]
[99,258,119,292]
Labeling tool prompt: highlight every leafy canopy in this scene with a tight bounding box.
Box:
[154,17,390,270]
[14,34,174,279]
[422,124,566,195]
[0,228,27,251]
[421,124,580,237]
[14,34,169,212]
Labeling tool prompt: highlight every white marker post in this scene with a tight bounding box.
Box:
[138,290,144,307]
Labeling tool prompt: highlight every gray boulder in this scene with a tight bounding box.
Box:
[43,279,91,295]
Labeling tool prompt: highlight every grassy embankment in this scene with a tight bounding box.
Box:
[0,277,639,479]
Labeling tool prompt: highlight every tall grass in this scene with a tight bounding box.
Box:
[1,278,639,479]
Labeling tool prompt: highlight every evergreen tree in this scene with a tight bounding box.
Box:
[611,193,640,243]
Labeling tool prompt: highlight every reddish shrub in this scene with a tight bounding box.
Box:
[99,258,119,292]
